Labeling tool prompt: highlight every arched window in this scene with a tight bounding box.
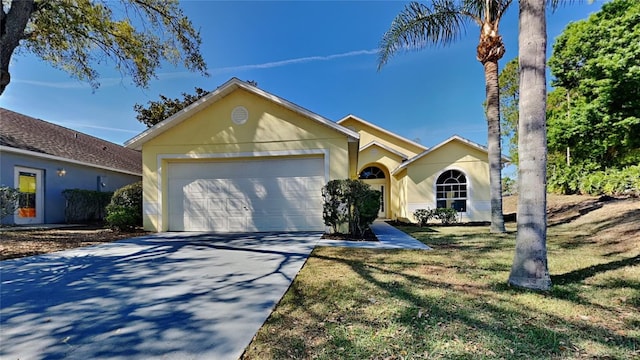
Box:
[358,166,385,179]
[436,170,467,212]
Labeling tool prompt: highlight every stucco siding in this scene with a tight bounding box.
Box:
[357,147,404,219]
[339,117,424,158]
[403,141,491,223]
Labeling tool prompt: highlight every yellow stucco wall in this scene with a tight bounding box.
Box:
[401,140,491,222]
[339,116,428,220]
[357,145,404,219]
[339,116,425,158]
[141,88,352,231]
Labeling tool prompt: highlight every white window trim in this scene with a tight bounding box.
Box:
[433,167,470,214]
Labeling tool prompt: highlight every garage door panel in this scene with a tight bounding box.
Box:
[287,216,324,231]
[226,198,250,213]
[252,216,285,231]
[184,201,208,219]
[185,216,209,231]
[228,217,247,232]
[209,216,228,231]
[168,157,325,232]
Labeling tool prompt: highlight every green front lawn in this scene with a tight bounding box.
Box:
[242,199,639,359]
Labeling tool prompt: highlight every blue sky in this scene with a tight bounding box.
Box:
[1,1,603,157]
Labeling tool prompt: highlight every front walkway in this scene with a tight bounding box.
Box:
[316,220,432,250]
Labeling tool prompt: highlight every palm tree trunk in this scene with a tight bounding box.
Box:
[484,60,506,233]
[508,0,551,291]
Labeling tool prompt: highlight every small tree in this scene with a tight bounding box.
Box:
[351,181,381,236]
[321,179,380,237]
[0,186,19,223]
[321,180,349,234]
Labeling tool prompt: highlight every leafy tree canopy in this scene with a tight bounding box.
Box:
[498,57,519,164]
[134,87,209,127]
[0,0,208,95]
[133,80,258,127]
[548,0,640,169]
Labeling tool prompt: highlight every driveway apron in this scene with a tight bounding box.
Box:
[0,232,320,360]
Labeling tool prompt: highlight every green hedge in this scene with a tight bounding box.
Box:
[62,189,113,223]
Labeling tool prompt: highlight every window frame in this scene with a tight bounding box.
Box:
[435,169,468,212]
[358,166,386,180]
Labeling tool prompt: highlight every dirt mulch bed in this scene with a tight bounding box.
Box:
[321,228,378,241]
[0,224,148,261]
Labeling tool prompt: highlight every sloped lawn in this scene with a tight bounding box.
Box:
[242,198,639,359]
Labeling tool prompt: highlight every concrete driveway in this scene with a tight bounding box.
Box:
[0,232,320,360]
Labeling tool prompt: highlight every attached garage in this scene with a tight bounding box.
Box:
[124,78,359,232]
[167,157,325,232]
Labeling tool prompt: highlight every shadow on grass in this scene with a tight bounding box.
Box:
[551,255,640,285]
[305,251,639,359]
[397,226,515,254]
[547,201,603,226]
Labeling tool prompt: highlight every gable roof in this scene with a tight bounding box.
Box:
[337,114,428,152]
[360,140,408,160]
[0,108,142,176]
[392,135,507,175]
[124,78,360,150]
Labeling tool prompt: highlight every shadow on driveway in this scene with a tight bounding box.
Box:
[0,232,320,360]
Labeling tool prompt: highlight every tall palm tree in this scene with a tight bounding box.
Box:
[508,0,551,290]
[378,0,510,233]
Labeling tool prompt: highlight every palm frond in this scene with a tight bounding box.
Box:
[460,0,513,26]
[547,0,584,12]
[378,0,471,70]
[377,0,517,70]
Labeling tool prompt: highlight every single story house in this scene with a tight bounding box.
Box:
[0,108,142,225]
[124,78,494,232]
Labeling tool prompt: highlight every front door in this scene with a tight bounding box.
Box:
[368,182,386,219]
[14,167,44,225]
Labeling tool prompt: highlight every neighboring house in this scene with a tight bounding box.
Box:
[0,108,142,225]
[125,78,497,233]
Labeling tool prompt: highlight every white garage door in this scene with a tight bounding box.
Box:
[167,157,325,232]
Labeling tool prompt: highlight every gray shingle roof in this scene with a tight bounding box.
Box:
[0,108,142,175]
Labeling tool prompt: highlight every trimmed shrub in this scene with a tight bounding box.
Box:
[434,208,459,224]
[0,186,19,223]
[106,181,142,231]
[356,188,381,236]
[414,207,459,225]
[105,205,140,232]
[62,189,113,223]
[413,208,435,227]
[322,179,381,237]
